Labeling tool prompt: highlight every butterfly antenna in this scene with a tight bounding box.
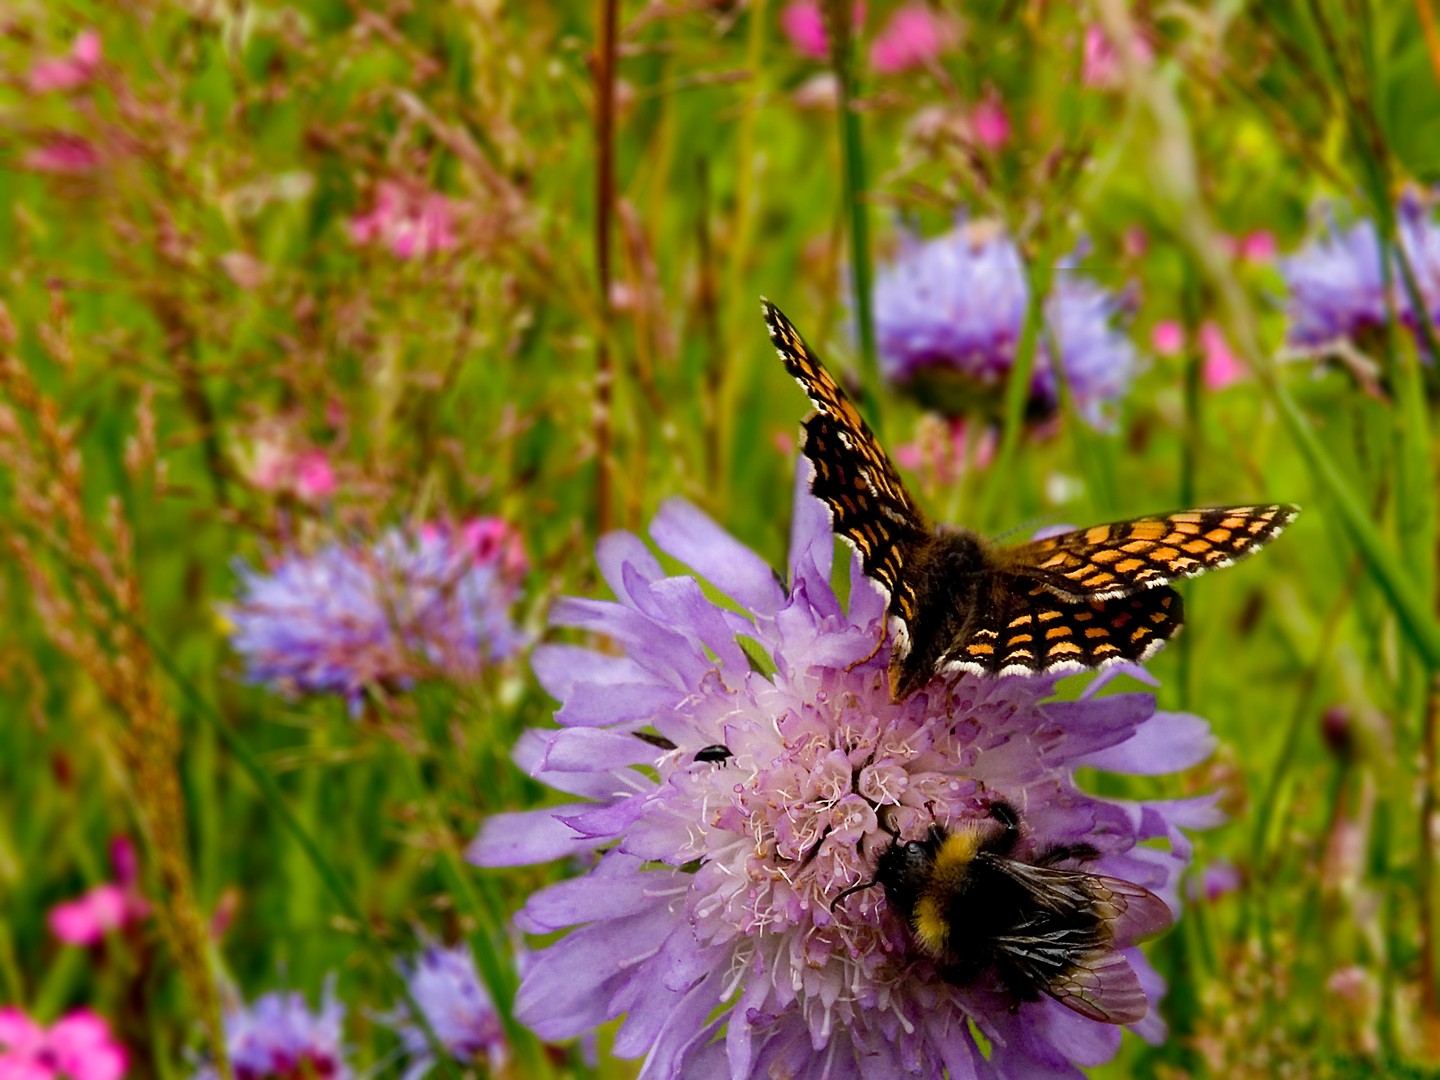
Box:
[991,515,1060,545]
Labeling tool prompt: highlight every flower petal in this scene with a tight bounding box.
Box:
[650,498,787,618]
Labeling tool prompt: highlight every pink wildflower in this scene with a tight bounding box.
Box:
[1151,320,1185,357]
[246,431,335,503]
[893,417,996,487]
[780,1,864,60]
[1199,322,1246,388]
[0,1008,128,1080]
[869,4,955,74]
[24,135,102,174]
[48,838,149,946]
[1083,24,1153,88]
[459,517,528,579]
[29,30,102,94]
[1223,230,1278,263]
[292,451,336,501]
[1150,321,1247,388]
[349,181,458,260]
[970,94,1011,149]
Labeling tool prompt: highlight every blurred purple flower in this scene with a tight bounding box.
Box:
[49,837,150,946]
[1186,859,1242,904]
[0,1008,127,1080]
[382,943,506,1079]
[1280,198,1440,351]
[196,986,347,1080]
[873,220,1139,427]
[469,462,1218,1079]
[223,520,528,711]
[29,29,101,93]
[349,181,458,260]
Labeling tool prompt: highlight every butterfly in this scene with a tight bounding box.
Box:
[762,299,1299,700]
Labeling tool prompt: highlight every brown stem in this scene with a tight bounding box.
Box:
[593,0,619,536]
[1419,0,1440,87]
[1422,672,1440,1055]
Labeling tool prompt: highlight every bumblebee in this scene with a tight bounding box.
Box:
[841,800,1173,1024]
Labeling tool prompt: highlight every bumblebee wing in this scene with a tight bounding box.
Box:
[990,859,1175,943]
[997,505,1298,602]
[1038,946,1150,1025]
[982,858,1174,1026]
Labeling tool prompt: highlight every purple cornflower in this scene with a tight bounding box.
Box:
[872,220,1139,427]
[469,463,1218,1078]
[223,519,528,711]
[195,985,348,1080]
[1280,196,1440,351]
[382,943,507,1079]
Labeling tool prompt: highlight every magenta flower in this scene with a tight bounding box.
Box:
[1082,25,1153,88]
[1151,320,1185,357]
[23,135,102,174]
[223,519,528,711]
[29,29,102,94]
[969,94,1011,149]
[470,464,1217,1078]
[892,417,996,488]
[349,181,458,260]
[1222,230,1277,263]
[195,985,348,1080]
[0,1008,127,1080]
[49,838,149,946]
[1149,321,1247,389]
[780,1,865,60]
[1197,323,1246,389]
[381,943,507,1079]
[870,4,956,74]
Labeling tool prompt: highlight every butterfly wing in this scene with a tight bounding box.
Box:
[998,505,1299,602]
[982,857,1173,1025]
[938,575,1185,678]
[764,300,930,618]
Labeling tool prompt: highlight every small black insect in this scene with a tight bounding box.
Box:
[694,744,733,764]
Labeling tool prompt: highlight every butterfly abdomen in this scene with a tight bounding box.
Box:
[888,531,991,700]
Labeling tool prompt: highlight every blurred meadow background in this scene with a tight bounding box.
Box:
[3,0,1440,1077]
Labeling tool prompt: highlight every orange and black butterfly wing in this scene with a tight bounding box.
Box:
[939,575,1184,678]
[764,300,930,618]
[998,506,1298,602]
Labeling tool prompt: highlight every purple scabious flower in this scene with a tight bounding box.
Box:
[872,220,1139,428]
[223,519,528,711]
[195,985,348,1080]
[1280,197,1440,351]
[469,463,1219,1079]
[382,943,507,1079]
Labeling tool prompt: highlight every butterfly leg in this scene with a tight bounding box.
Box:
[1034,842,1101,867]
[845,619,888,673]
